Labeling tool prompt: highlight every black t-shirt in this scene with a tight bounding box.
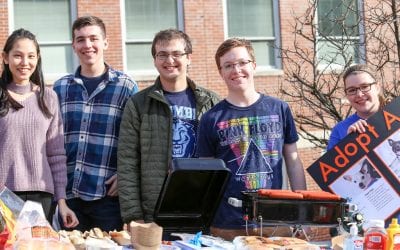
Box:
[79,71,107,96]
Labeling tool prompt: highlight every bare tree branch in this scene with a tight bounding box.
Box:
[277,0,399,149]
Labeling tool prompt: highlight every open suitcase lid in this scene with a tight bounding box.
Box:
[153,158,231,233]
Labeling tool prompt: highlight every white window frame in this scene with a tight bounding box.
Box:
[8,0,78,83]
[223,0,282,75]
[316,0,365,72]
[121,0,184,80]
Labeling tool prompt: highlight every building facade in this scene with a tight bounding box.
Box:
[0,0,381,190]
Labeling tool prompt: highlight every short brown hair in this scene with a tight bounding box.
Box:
[151,29,192,58]
[342,64,377,84]
[215,38,255,69]
[343,64,387,107]
[72,16,106,40]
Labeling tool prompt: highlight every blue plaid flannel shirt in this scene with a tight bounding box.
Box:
[53,65,138,200]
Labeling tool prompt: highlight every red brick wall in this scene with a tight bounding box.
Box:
[299,147,326,191]
[0,0,8,62]
[0,0,326,190]
[182,0,298,99]
[1,0,381,194]
[183,0,226,95]
[76,0,123,70]
[279,0,324,192]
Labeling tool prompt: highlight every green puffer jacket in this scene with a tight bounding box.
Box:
[117,77,220,223]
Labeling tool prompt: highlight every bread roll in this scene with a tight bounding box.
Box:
[109,230,131,246]
[69,235,85,245]
[91,227,104,238]
[14,239,75,250]
[233,236,318,250]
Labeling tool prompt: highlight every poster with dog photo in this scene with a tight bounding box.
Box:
[307,97,400,223]
[330,157,400,220]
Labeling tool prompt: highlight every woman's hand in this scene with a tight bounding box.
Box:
[347,119,368,134]
[58,199,79,228]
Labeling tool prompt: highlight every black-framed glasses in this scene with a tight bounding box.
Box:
[220,60,253,71]
[155,51,188,61]
[345,82,377,96]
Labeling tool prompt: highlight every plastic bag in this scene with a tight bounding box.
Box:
[14,201,58,241]
[0,186,25,247]
[0,187,24,217]
[13,200,75,249]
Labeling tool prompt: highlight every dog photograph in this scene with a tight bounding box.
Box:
[374,131,400,180]
[342,158,381,190]
[387,139,400,178]
[330,157,382,198]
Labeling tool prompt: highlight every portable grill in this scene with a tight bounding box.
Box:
[242,191,346,225]
[231,190,361,239]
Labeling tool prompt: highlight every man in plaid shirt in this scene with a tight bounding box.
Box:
[53,16,138,231]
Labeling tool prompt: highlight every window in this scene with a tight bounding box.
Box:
[124,0,183,73]
[13,0,76,77]
[317,0,363,67]
[226,0,281,70]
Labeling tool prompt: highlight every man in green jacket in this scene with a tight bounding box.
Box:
[117,29,220,223]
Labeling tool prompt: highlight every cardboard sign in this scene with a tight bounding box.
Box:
[307,97,400,223]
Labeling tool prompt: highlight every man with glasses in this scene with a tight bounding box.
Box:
[196,38,307,240]
[117,29,220,224]
[327,64,386,150]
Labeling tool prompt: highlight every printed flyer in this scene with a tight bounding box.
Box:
[307,97,400,223]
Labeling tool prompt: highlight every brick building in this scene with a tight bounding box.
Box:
[0,0,379,191]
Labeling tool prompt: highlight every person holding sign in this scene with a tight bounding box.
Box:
[327,64,387,150]
[196,38,307,240]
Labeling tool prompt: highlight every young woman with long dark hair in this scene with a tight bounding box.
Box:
[0,29,78,227]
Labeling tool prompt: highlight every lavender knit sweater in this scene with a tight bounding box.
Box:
[0,87,67,201]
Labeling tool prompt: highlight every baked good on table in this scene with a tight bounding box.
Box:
[85,237,119,249]
[58,228,116,249]
[58,229,85,250]
[233,236,320,250]
[89,227,108,239]
[109,230,131,246]
[14,239,75,250]
[233,236,280,250]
